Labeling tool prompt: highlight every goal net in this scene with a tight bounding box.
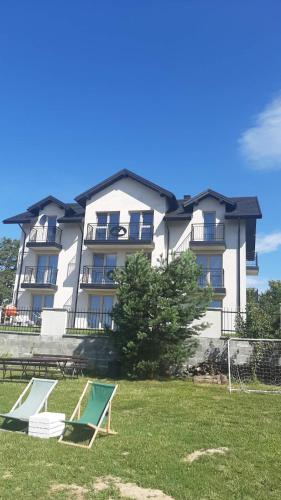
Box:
[228,338,281,394]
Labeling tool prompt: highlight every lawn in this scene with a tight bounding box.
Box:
[0,378,281,499]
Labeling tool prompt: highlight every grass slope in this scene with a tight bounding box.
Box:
[0,379,281,499]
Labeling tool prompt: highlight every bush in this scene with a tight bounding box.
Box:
[111,251,212,378]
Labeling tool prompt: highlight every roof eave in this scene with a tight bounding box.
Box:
[75,169,177,207]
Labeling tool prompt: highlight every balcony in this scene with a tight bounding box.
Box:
[22,266,58,291]
[190,223,225,251]
[84,222,154,250]
[246,253,259,276]
[80,266,122,290]
[198,268,226,295]
[26,226,62,251]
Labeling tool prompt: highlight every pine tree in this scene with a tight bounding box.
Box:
[111,251,212,378]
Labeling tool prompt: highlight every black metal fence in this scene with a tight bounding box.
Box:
[198,268,224,288]
[66,309,113,335]
[86,222,154,242]
[221,309,247,336]
[246,253,259,268]
[0,308,41,333]
[81,266,121,285]
[191,223,225,242]
[28,225,62,244]
[23,266,58,285]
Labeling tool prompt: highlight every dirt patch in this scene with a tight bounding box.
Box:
[2,470,12,479]
[93,476,174,499]
[183,447,229,463]
[50,483,88,500]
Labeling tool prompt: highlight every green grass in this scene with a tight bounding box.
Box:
[0,379,281,499]
[0,325,40,333]
[65,328,105,336]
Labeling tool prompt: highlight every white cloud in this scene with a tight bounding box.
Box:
[246,276,268,291]
[239,94,281,169]
[256,232,281,254]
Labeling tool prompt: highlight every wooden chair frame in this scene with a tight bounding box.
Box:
[59,380,118,449]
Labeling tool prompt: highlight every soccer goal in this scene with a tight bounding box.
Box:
[228,338,281,394]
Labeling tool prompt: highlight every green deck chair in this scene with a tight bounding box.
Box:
[59,380,118,449]
[0,377,58,424]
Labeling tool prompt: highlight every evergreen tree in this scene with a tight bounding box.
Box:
[111,251,212,378]
[0,238,19,305]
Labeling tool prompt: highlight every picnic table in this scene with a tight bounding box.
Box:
[0,354,87,379]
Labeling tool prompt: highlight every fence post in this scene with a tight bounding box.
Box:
[41,308,67,337]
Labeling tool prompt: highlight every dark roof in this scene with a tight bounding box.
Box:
[75,169,177,208]
[226,197,262,219]
[28,196,66,214]
[3,202,85,225]
[164,200,192,221]
[183,189,236,209]
[57,203,84,223]
[3,211,34,224]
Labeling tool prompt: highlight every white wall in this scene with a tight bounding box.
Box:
[16,204,82,311]
[13,187,248,324]
[77,176,169,309]
[192,309,222,338]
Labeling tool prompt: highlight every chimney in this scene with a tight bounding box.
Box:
[183,195,191,202]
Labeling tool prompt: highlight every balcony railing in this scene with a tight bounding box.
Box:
[81,266,123,285]
[85,222,154,243]
[66,309,113,333]
[246,253,258,268]
[198,268,224,289]
[28,226,62,245]
[23,266,58,285]
[191,223,225,242]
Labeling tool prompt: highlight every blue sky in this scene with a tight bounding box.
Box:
[1,1,281,289]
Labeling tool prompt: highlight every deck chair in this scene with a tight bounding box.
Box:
[0,378,58,424]
[59,380,118,449]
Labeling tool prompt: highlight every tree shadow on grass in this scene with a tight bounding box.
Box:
[0,418,27,433]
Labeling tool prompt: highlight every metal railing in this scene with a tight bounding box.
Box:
[86,222,154,242]
[66,309,113,334]
[29,226,62,244]
[191,223,225,242]
[23,266,58,285]
[198,268,224,288]
[246,253,259,268]
[221,308,246,336]
[0,308,41,333]
[81,266,123,285]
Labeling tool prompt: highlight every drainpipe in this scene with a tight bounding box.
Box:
[166,222,170,263]
[237,218,241,311]
[73,224,84,321]
[14,224,27,307]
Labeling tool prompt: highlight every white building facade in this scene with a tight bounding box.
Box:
[4,169,261,331]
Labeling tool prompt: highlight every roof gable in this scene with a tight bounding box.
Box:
[75,169,177,208]
[28,196,66,214]
[183,189,236,209]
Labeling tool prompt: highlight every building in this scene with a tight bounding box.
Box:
[3,169,262,330]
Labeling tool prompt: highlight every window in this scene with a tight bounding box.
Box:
[92,254,117,284]
[95,212,120,240]
[203,212,216,241]
[36,255,58,284]
[47,216,57,242]
[88,295,113,329]
[196,254,223,288]
[129,211,153,240]
[31,295,54,324]
[209,299,222,309]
